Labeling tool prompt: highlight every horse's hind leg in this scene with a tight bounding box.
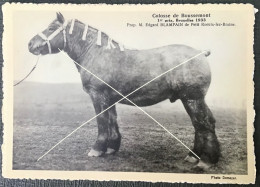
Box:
[181,98,220,169]
[106,105,121,154]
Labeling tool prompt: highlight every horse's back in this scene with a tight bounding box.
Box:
[124,44,211,92]
[124,44,209,72]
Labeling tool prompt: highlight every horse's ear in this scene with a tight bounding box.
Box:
[56,12,65,24]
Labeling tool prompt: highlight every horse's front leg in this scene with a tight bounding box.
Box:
[106,105,121,155]
[88,90,110,157]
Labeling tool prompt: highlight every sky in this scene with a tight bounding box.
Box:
[10,5,253,108]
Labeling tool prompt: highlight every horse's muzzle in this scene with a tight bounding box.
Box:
[28,40,41,55]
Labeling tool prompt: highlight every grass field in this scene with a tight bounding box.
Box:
[13,82,247,174]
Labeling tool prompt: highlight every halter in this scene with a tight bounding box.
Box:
[38,21,68,54]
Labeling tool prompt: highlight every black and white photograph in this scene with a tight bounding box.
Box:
[2,3,255,183]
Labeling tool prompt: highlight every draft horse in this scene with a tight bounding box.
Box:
[28,13,220,170]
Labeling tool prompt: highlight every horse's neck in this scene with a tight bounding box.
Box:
[64,20,109,63]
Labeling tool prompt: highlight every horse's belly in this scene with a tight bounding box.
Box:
[118,83,173,107]
[119,95,167,106]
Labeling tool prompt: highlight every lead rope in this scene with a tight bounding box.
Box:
[13,55,40,87]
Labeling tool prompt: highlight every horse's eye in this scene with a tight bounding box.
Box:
[48,27,55,32]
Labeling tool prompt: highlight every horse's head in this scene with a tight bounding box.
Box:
[28,12,67,55]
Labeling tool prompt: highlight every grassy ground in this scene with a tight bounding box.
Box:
[13,82,247,174]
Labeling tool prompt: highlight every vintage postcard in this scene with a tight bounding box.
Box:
[2,3,256,184]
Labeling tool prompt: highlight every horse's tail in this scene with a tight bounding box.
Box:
[204,50,211,57]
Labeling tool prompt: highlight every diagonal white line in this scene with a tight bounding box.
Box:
[37,49,207,161]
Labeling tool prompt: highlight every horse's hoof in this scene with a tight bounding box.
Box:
[184,155,198,163]
[192,160,212,171]
[105,148,116,155]
[88,149,104,157]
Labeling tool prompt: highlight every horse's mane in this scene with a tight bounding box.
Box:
[73,19,120,47]
[72,19,138,50]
